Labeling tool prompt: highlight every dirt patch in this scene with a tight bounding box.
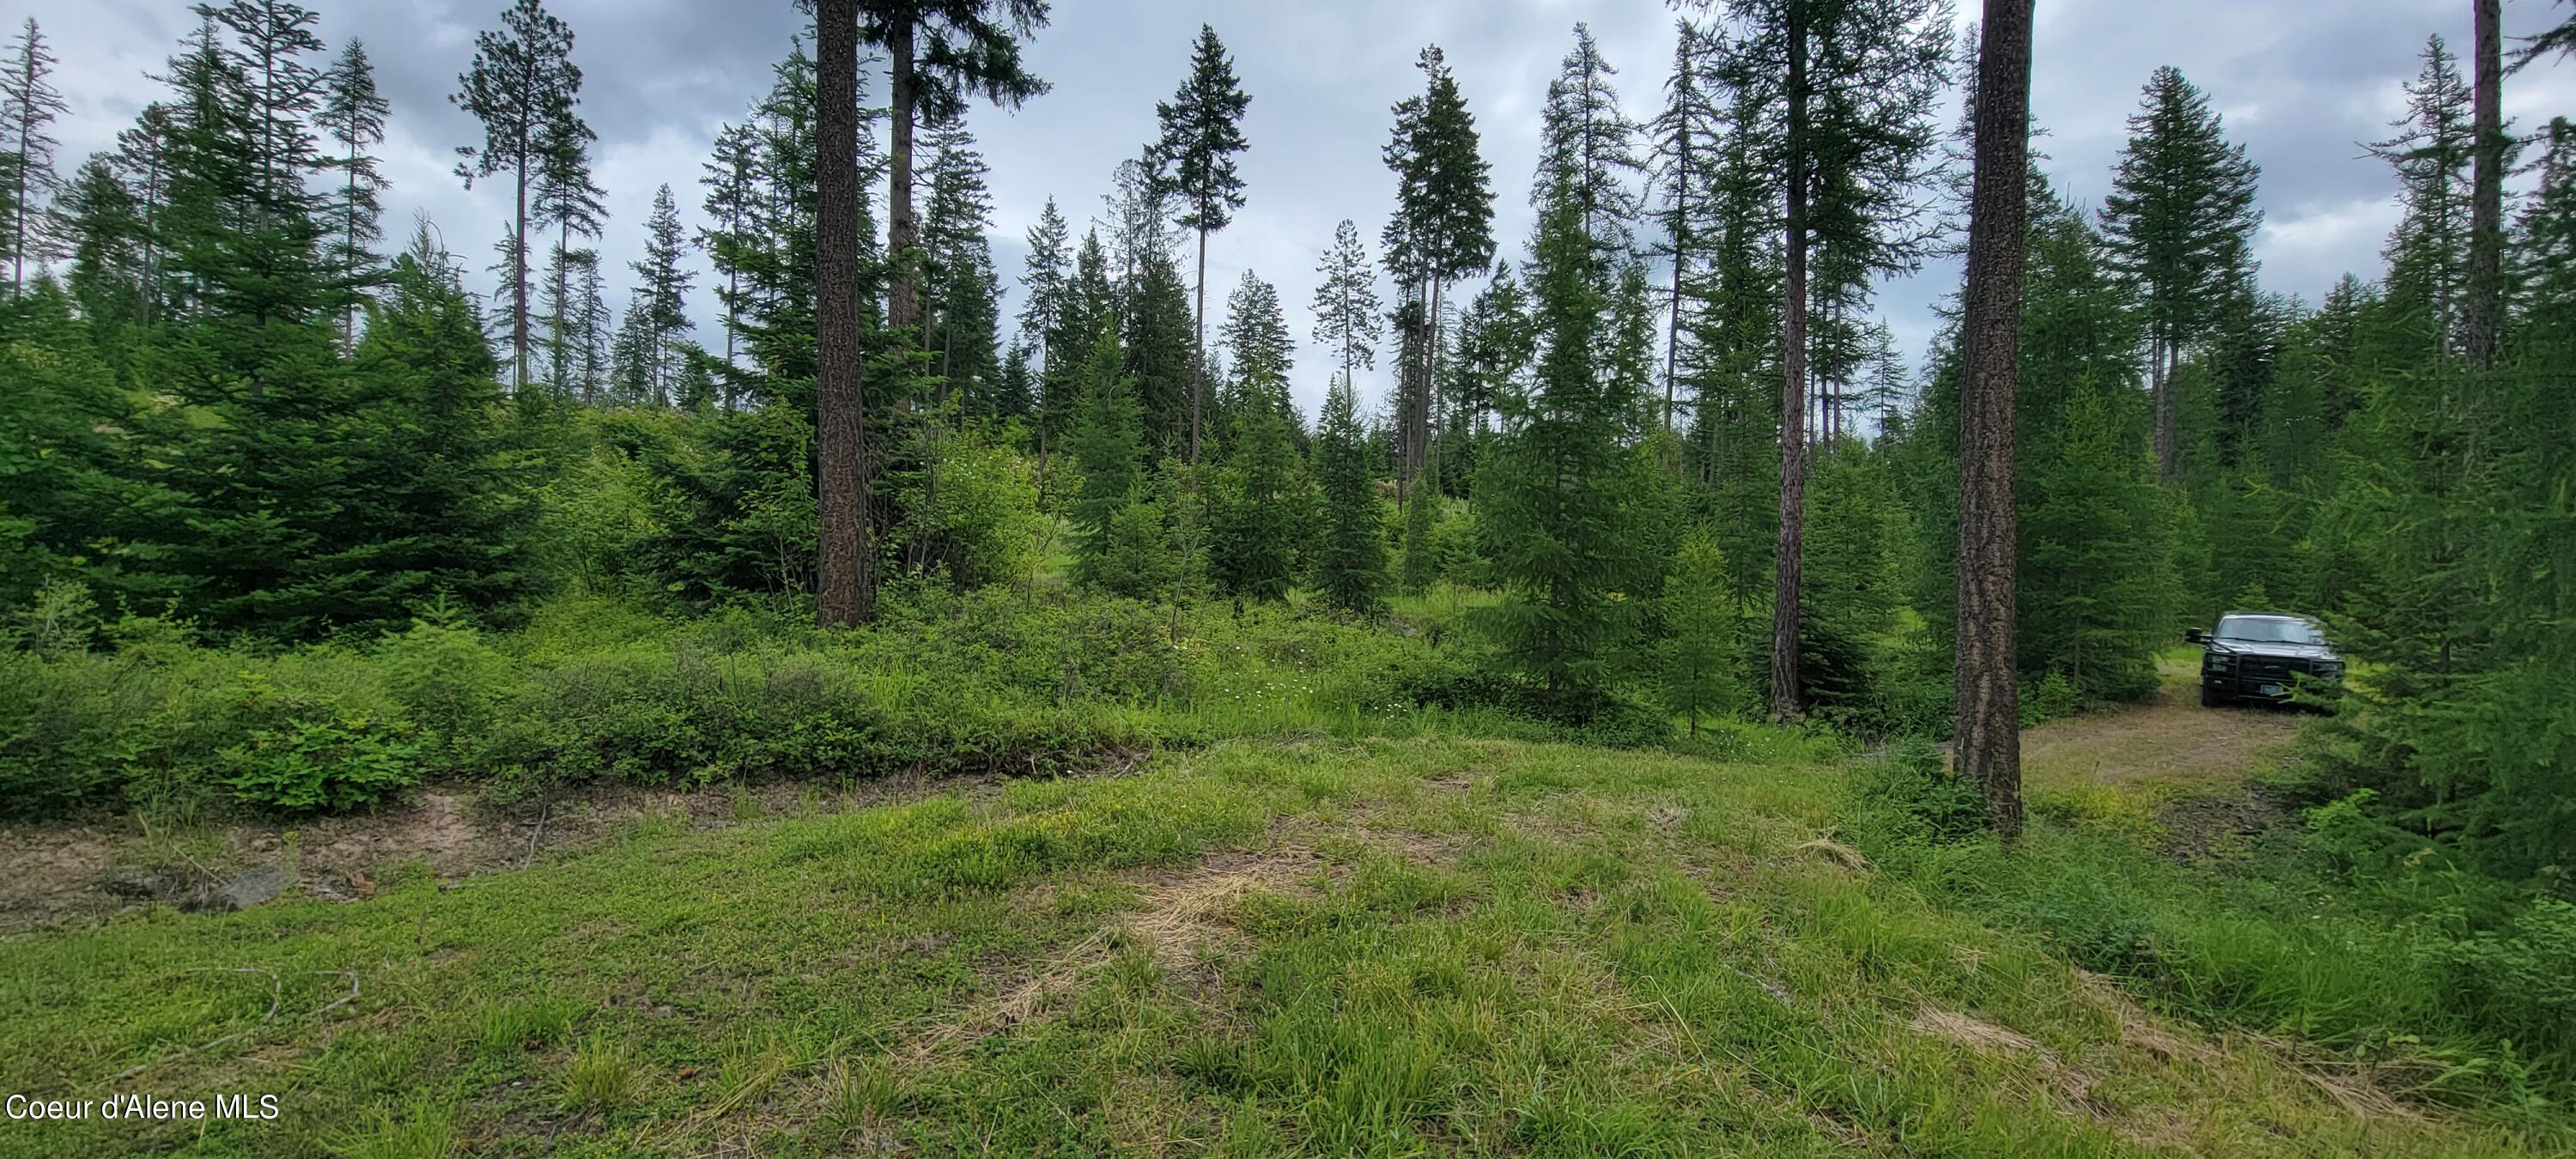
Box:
[0,766,1104,936]
[2153,788,2299,868]
[2021,679,2302,793]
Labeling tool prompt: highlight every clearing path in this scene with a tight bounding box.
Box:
[2020,654,2304,794]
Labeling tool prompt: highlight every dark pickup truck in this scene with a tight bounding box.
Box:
[2186,612,2345,707]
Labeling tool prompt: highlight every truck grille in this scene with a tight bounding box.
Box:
[2242,657,2297,682]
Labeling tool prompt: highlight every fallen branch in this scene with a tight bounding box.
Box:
[521,798,554,870]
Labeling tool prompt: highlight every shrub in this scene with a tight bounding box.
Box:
[225,711,426,814]
[380,612,519,762]
[1844,739,1992,849]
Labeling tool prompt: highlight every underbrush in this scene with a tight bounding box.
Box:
[1842,745,2576,1129]
[2,588,1716,823]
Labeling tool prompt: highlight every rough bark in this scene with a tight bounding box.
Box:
[817,0,871,628]
[1955,0,2033,844]
[1770,3,1808,722]
[2465,0,2503,370]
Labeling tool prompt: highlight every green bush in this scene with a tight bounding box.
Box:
[1842,739,1992,848]
[224,711,426,814]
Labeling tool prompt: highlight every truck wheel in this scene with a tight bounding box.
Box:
[2201,684,2226,708]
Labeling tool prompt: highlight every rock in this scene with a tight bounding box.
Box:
[217,864,287,909]
[99,866,164,901]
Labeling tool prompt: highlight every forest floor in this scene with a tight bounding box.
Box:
[0,678,2546,1156]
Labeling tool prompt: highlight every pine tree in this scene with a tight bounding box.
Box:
[1208,405,1299,602]
[538,243,603,401]
[2099,64,2261,481]
[629,184,693,404]
[702,119,760,375]
[1383,45,1495,494]
[1722,0,1950,718]
[1218,270,1291,424]
[1150,24,1251,463]
[1532,24,1644,256]
[2366,37,2472,359]
[452,0,584,391]
[0,17,67,293]
[1661,528,1742,736]
[1310,373,1388,614]
[314,38,390,349]
[1310,219,1381,405]
[532,69,603,403]
[817,0,872,627]
[2464,0,2503,369]
[1650,20,1726,430]
[1124,245,1196,454]
[860,0,1049,340]
[1474,179,1646,709]
[1019,195,1070,373]
[1956,0,2035,840]
[1066,326,1145,592]
[52,157,148,356]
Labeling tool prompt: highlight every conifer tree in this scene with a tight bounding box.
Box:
[1218,270,1291,424]
[315,39,390,349]
[860,0,1050,339]
[538,243,603,401]
[1019,196,1070,371]
[1310,373,1388,614]
[1956,0,2035,840]
[1310,219,1381,404]
[1124,246,1196,453]
[1,17,67,293]
[1650,20,1725,429]
[702,120,760,373]
[817,0,872,627]
[1476,178,1646,708]
[629,184,693,404]
[2465,0,2502,369]
[1661,528,1741,736]
[1533,24,1644,256]
[1722,0,1948,718]
[452,0,584,391]
[53,157,148,355]
[2099,65,2260,481]
[1209,405,1299,602]
[2366,38,2472,357]
[1384,45,1494,491]
[1150,24,1250,462]
[1066,327,1145,591]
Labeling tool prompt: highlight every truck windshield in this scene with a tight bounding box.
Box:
[2215,616,2320,645]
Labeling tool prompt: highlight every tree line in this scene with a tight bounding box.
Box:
[4,0,2573,874]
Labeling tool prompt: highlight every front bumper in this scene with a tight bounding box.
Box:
[2202,667,2341,701]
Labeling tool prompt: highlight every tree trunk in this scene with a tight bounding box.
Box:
[513,162,530,392]
[1428,276,1445,494]
[1664,167,1686,434]
[1192,225,1208,461]
[888,19,920,335]
[1770,3,1808,723]
[2465,0,2503,370]
[817,0,871,628]
[2150,331,2178,482]
[1954,0,2033,845]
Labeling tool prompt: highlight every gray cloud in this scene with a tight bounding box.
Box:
[19,0,2576,420]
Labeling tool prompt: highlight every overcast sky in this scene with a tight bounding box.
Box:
[24,0,2576,419]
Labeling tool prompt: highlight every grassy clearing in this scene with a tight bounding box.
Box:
[1,728,2554,1156]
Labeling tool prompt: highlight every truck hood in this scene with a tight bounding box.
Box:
[2208,640,2341,662]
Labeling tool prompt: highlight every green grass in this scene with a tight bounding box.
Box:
[2,733,2556,1156]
